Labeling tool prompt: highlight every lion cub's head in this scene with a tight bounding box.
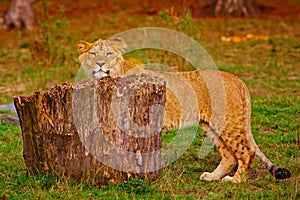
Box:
[76,38,127,80]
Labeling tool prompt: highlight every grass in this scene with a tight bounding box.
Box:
[0,96,299,199]
[0,0,299,199]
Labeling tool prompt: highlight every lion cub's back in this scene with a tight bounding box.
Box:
[122,60,248,131]
[176,69,249,132]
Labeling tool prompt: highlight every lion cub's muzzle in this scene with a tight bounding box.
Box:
[93,61,110,79]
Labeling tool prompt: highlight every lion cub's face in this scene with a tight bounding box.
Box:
[77,38,127,80]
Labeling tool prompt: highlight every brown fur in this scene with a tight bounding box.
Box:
[76,38,291,183]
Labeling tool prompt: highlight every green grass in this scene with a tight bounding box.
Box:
[0,96,299,199]
[0,0,299,199]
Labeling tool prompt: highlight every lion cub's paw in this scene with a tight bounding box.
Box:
[221,175,233,181]
[222,175,241,183]
[200,172,220,181]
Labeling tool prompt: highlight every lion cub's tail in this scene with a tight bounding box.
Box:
[244,83,291,180]
[251,136,291,179]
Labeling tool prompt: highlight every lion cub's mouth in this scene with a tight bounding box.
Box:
[93,69,110,79]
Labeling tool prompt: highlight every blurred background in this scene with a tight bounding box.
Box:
[0,0,299,103]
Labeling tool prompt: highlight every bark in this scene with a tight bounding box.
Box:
[0,114,19,126]
[208,0,259,17]
[14,74,166,186]
[0,0,35,30]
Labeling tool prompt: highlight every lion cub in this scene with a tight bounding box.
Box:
[76,38,291,183]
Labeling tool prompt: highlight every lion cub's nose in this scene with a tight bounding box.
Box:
[96,61,106,68]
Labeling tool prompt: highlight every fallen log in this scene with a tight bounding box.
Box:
[14,74,166,186]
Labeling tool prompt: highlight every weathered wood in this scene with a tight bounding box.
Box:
[0,0,35,31]
[0,104,19,125]
[207,0,259,17]
[0,114,19,126]
[14,74,166,186]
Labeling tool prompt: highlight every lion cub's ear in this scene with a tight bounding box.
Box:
[108,37,128,52]
[76,40,93,55]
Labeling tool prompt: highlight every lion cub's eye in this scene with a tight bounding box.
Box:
[90,52,96,57]
[106,52,113,57]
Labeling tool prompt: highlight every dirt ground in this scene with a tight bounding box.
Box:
[0,0,299,44]
[34,0,300,19]
[0,0,299,102]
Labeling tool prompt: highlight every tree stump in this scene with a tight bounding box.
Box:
[0,0,35,31]
[207,0,260,17]
[14,74,166,186]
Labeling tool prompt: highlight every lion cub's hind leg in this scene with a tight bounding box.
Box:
[200,137,237,181]
[221,137,256,183]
